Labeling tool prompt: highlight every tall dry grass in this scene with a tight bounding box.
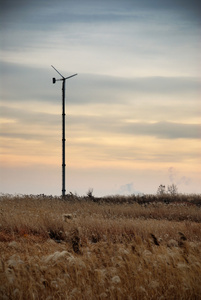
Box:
[0,194,201,299]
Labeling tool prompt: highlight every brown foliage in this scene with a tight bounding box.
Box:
[0,194,201,299]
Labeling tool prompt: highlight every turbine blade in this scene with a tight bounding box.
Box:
[65,73,78,80]
[51,65,65,78]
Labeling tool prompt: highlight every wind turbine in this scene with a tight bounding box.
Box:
[51,65,78,198]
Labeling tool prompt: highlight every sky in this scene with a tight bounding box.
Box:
[0,0,201,196]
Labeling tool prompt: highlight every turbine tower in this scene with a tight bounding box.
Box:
[51,65,77,198]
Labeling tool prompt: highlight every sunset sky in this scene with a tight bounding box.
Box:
[0,0,201,196]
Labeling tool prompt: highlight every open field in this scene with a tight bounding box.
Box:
[0,194,201,299]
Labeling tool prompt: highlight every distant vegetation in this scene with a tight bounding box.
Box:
[0,193,201,299]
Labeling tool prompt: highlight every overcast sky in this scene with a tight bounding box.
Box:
[0,0,201,196]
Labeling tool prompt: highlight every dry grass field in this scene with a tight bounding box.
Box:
[0,193,201,299]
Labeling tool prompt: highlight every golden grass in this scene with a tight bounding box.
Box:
[0,194,201,299]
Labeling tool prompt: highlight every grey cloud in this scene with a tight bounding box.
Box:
[0,62,60,103]
[0,0,136,30]
[0,105,60,126]
[67,113,201,140]
[120,121,201,140]
[1,0,200,24]
[0,131,54,142]
[2,62,200,105]
[1,0,200,49]
[127,0,201,21]
[0,105,60,143]
[2,102,200,145]
[25,112,201,140]
[95,75,200,95]
[67,134,199,164]
[72,74,201,105]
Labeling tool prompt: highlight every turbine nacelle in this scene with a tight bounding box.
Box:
[51,65,77,84]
